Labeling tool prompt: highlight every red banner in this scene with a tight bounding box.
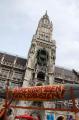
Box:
[9,85,65,101]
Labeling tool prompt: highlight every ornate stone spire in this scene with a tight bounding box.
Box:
[34,11,53,42]
[42,10,49,19]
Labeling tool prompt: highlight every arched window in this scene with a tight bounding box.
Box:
[37,49,48,66]
[37,72,45,81]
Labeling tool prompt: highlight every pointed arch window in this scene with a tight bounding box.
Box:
[37,72,45,81]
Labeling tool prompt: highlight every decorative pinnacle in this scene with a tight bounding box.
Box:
[43,10,49,19]
[45,10,47,16]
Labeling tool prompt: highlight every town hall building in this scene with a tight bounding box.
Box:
[0,12,79,120]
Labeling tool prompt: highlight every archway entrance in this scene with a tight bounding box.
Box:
[37,72,45,81]
[56,116,65,120]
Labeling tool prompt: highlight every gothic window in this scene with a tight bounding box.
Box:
[13,71,23,81]
[0,80,6,89]
[37,49,48,66]
[37,72,45,81]
[44,19,46,24]
[45,35,49,41]
[1,68,9,78]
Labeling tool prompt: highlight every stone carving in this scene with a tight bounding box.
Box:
[30,44,35,54]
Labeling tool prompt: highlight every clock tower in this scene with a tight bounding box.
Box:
[19,12,56,120]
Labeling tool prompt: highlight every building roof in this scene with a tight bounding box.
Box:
[0,51,78,82]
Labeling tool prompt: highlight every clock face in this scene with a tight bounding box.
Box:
[37,49,48,66]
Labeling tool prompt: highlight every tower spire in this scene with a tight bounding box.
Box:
[35,11,53,42]
[45,10,47,16]
[42,10,49,19]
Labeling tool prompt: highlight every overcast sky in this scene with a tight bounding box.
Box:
[0,0,79,70]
